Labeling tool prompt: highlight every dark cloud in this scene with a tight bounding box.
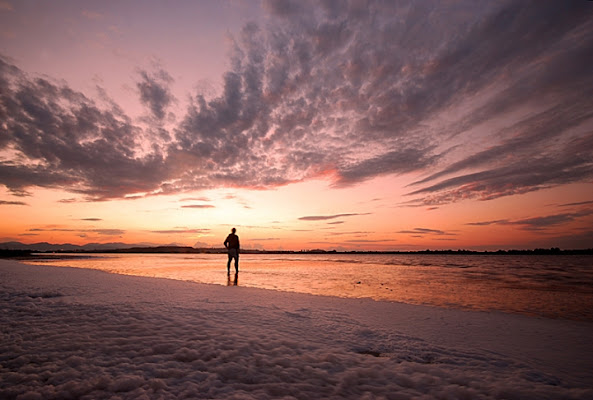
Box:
[336,148,438,187]
[136,68,174,121]
[91,229,126,236]
[407,112,593,205]
[403,1,593,205]
[29,228,76,232]
[181,204,215,209]
[466,220,509,227]
[560,200,593,207]
[468,210,593,231]
[511,210,593,231]
[81,218,102,221]
[1,1,592,203]
[299,213,367,221]
[0,56,169,200]
[398,228,457,237]
[0,200,27,205]
[412,104,593,188]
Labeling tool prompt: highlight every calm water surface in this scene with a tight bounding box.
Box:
[24,253,593,321]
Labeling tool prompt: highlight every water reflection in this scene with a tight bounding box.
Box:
[22,253,593,321]
[227,273,239,286]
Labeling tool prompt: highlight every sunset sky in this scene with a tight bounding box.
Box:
[1,0,592,251]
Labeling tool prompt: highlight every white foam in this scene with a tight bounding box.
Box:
[1,260,591,399]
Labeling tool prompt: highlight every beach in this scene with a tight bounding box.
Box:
[1,260,592,399]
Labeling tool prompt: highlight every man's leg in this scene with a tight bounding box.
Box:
[234,253,239,273]
[227,253,232,274]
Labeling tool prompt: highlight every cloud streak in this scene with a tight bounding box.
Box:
[151,228,210,234]
[398,228,457,237]
[299,213,367,221]
[28,227,125,236]
[467,209,593,231]
[0,200,27,206]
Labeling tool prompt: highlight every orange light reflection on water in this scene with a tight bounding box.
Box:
[24,253,593,321]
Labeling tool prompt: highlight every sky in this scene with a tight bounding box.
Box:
[0,0,592,251]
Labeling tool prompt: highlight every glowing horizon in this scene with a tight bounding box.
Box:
[1,1,592,251]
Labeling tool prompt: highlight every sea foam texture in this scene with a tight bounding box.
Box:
[1,260,591,399]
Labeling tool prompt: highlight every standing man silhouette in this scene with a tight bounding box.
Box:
[224,227,240,274]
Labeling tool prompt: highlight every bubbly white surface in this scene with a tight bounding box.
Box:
[1,260,591,399]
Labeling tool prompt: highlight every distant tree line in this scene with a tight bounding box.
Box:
[2,247,592,258]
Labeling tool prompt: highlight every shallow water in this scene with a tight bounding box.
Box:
[24,253,593,321]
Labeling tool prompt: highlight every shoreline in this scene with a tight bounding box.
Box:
[18,253,593,323]
[2,259,592,399]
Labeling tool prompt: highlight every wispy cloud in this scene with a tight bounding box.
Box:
[181,205,215,209]
[92,229,125,236]
[299,213,368,221]
[136,68,175,122]
[465,220,509,227]
[0,200,27,205]
[151,228,210,234]
[468,209,593,231]
[29,227,125,235]
[180,197,211,202]
[398,228,457,237]
[559,200,593,207]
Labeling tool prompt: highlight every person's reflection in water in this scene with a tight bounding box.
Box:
[227,273,239,286]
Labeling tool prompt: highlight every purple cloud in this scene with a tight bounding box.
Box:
[0,1,591,204]
[137,68,175,121]
[468,210,593,231]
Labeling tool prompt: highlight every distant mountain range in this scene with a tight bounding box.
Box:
[0,241,182,252]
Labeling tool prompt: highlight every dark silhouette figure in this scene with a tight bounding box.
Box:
[224,227,240,274]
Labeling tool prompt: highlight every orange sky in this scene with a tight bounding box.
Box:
[1,1,592,251]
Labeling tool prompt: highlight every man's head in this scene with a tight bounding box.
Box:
[231,227,236,234]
